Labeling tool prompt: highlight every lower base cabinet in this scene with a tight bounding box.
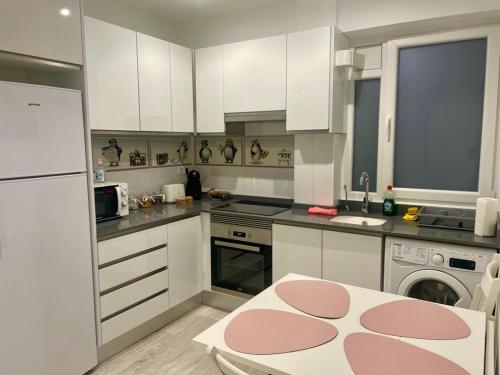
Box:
[168,215,203,308]
[97,216,203,344]
[322,230,383,290]
[272,224,322,281]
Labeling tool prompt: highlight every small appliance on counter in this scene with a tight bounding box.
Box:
[185,169,202,200]
[94,182,129,222]
[161,183,185,203]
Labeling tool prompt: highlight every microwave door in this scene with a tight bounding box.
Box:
[95,186,119,222]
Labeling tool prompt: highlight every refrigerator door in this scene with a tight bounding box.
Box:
[0,81,87,179]
[0,174,97,375]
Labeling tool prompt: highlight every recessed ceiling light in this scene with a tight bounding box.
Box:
[59,8,71,17]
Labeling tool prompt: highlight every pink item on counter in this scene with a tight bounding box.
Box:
[360,300,471,340]
[344,332,470,375]
[307,206,337,216]
[275,280,350,319]
[224,309,338,355]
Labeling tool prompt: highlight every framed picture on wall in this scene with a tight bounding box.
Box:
[149,136,193,167]
[244,136,294,167]
[92,135,149,171]
[194,136,243,166]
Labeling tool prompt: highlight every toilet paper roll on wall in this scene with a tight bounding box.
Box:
[474,198,499,237]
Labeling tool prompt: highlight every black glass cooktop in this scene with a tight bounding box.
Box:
[212,200,290,216]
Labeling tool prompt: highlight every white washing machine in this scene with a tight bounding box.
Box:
[384,236,496,308]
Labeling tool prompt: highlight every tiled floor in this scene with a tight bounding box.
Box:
[89,305,265,375]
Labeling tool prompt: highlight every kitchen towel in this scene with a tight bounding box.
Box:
[308,206,337,216]
[474,198,499,237]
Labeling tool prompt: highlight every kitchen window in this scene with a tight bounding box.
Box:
[346,26,500,205]
[344,68,384,201]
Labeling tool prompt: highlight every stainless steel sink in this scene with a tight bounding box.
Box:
[330,216,387,226]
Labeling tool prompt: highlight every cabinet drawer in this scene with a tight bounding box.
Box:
[99,248,167,292]
[98,225,167,265]
[101,292,170,344]
[100,270,169,319]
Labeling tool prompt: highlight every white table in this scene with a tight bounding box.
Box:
[194,273,486,375]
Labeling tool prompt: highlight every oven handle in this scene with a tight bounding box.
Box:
[214,240,261,253]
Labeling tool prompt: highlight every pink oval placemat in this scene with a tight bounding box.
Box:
[275,280,350,318]
[360,300,471,339]
[224,309,338,355]
[344,332,470,375]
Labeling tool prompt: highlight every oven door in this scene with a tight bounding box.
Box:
[94,185,119,222]
[211,237,272,296]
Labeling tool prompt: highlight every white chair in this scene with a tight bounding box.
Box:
[206,345,249,375]
[470,254,500,320]
[483,292,500,375]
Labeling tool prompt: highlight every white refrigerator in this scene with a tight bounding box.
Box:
[0,82,97,374]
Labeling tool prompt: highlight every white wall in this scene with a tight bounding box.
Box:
[104,168,186,196]
[175,0,336,48]
[199,165,294,199]
[336,0,500,33]
[83,0,178,42]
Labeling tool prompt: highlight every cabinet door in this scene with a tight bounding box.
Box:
[322,231,382,290]
[0,0,83,64]
[272,224,322,282]
[170,43,194,133]
[224,35,286,113]
[287,27,331,131]
[168,216,202,307]
[84,17,140,131]
[137,33,172,132]
[195,46,225,133]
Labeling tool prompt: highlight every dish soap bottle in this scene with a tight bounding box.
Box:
[95,158,105,183]
[383,185,396,216]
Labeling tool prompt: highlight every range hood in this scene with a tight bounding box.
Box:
[224,110,286,123]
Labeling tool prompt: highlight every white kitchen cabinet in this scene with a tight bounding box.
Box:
[84,17,140,131]
[224,35,286,113]
[0,0,83,64]
[287,27,331,131]
[322,230,383,290]
[272,224,322,281]
[195,45,225,133]
[168,216,203,307]
[170,43,194,133]
[137,33,172,132]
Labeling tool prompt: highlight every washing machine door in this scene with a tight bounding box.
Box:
[397,270,472,308]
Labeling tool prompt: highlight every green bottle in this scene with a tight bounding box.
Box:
[383,185,397,216]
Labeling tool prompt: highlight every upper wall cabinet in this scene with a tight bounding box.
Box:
[195,46,225,133]
[287,27,331,131]
[170,43,194,133]
[84,17,140,131]
[137,33,172,132]
[223,35,286,113]
[0,0,83,65]
[287,27,348,132]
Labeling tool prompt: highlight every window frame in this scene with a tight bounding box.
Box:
[381,26,500,205]
[343,68,385,202]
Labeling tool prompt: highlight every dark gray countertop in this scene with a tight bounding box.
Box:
[273,208,500,249]
[97,199,500,249]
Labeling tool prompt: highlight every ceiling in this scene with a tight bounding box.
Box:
[117,0,284,21]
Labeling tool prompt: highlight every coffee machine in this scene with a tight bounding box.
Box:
[185,169,202,200]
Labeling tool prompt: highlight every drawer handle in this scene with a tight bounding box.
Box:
[28,103,41,107]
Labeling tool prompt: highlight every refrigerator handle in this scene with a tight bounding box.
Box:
[115,186,122,215]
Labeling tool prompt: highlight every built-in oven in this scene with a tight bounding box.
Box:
[211,214,272,297]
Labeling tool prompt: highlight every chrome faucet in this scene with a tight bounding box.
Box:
[359,172,369,214]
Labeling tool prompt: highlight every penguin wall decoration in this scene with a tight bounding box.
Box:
[250,139,269,164]
[176,141,189,163]
[219,138,238,163]
[102,138,123,167]
[199,139,212,163]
